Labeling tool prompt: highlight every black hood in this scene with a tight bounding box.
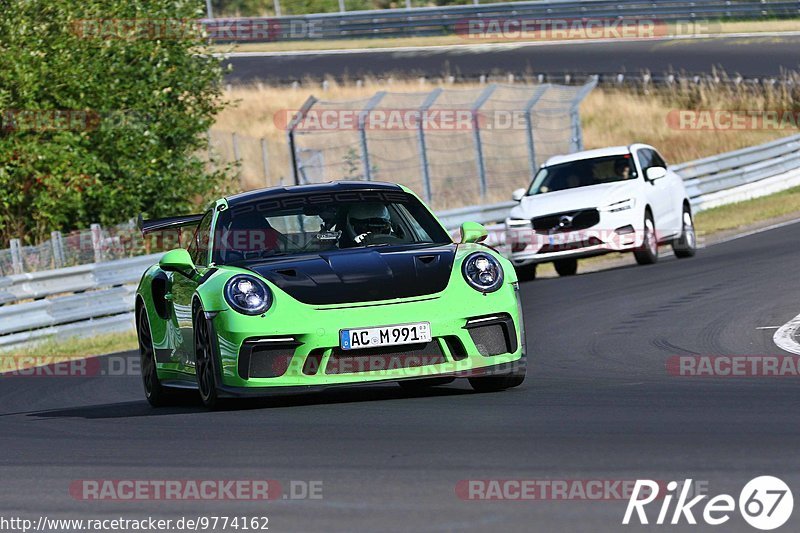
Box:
[245,244,456,305]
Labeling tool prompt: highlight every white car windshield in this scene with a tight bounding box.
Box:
[528,154,637,195]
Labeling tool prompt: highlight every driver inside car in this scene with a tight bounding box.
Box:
[345,203,394,245]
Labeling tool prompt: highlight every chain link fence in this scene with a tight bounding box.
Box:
[286,81,596,210]
[0,221,188,276]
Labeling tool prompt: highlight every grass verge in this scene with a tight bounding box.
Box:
[1,330,138,361]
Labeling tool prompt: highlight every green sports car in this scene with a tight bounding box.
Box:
[136,181,526,408]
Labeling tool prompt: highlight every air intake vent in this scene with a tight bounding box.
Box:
[238,338,300,379]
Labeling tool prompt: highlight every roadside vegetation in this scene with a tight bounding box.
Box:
[0,0,229,246]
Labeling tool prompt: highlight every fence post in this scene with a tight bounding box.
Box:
[274,0,282,17]
[90,223,104,263]
[10,239,23,275]
[417,88,442,203]
[339,0,346,12]
[358,91,386,181]
[287,96,318,186]
[205,0,213,18]
[569,78,598,152]
[260,138,270,187]
[232,132,243,188]
[471,84,497,201]
[51,231,65,269]
[523,84,550,179]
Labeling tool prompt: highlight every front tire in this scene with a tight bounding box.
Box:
[514,263,537,281]
[633,212,659,265]
[554,258,578,276]
[194,308,221,409]
[672,206,697,258]
[138,307,173,407]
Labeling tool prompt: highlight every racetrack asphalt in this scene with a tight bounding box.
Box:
[2,219,800,532]
[224,35,800,84]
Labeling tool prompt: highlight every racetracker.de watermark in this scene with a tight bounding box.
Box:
[69,480,323,501]
[666,110,800,131]
[273,108,536,132]
[667,355,800,377]
[455,479,709,501]
[71,18,319,42]
[0,355,138,378]
[0,109,149,132]
[453,18,721,41]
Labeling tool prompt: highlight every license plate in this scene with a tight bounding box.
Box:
[340,322,431,350]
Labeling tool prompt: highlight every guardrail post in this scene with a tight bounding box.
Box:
[338,0,346,12]
[90,223,104,263]
[260,138,270,187]
[51,231,65,269]
[417,89,442,203]
[523,84,550,178]
[10,239,23,274]
[472,84,497,200]
[358,91,386,181]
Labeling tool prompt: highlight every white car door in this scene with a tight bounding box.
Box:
[635,148,677,239]
[651,149,685,236]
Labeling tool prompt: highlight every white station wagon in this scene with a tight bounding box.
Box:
[506,144,696,279]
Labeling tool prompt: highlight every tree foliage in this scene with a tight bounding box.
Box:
[0,0,228,245]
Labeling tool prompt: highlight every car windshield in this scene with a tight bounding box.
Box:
[211,191,451,265]
[527,154,637,196]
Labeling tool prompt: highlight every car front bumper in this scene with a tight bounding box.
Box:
[206,282,525,391]
[506,210,644,265]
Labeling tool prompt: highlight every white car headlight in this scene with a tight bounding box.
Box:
[599,198,636,213]
[224,274,272,315]
[462,252,504,293]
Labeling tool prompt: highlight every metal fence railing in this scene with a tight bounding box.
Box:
[204,0,800,40]
[286,81,596,211]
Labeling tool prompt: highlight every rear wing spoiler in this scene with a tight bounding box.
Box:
[138,213,204,235]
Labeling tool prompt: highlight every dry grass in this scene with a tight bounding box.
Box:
[695,186,800,234]
[580,88,791,162]
[211,18,800,53]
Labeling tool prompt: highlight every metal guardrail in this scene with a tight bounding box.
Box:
[205,0,800,42]
[0,254,160,306]
[2,133,800,349]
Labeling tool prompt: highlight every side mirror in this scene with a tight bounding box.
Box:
[159,249,196,278]
[646,167,667,181]
[512,188,526,202]
[460,222,488,244]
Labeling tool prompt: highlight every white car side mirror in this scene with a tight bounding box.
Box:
[646,167,667,181]
[512,188,526,202]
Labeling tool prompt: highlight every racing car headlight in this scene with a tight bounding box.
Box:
[224,275,272,315]
[599,198,636,213]
[462,252,504,293]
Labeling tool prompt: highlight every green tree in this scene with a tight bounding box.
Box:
[0,0,228,245]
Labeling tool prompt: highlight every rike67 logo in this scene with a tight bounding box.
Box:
[623,476,793,530]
